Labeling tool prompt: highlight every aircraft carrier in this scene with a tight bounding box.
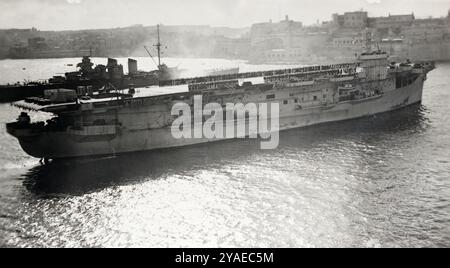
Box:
[5,46,435,160]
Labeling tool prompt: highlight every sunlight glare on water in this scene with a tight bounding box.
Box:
[0,58,449,248]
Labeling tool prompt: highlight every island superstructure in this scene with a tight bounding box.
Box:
[6,48,435,160]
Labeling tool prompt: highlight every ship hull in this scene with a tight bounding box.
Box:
[15,74,426,159]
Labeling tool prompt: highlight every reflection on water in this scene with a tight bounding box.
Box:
[2,103,449,248]
[1,62,450,248]
[22,104,428,196]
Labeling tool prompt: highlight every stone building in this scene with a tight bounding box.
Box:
[368,14,415,29]
[250,16,303,48]
[332,11,368,28]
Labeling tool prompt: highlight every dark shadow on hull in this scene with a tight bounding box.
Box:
[21,103,430,196]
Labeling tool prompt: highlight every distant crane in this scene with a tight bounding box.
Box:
[144,45,158,68]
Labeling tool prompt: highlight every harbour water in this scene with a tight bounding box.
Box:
[0,58,449,248]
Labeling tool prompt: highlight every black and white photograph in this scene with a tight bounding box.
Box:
[0,0,449,251]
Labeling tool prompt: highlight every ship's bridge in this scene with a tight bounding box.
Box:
[358,51,389,81]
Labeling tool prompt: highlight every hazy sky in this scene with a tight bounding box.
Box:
[0,0,449,30]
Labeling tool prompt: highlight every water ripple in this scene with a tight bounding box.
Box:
[0,62,449,247]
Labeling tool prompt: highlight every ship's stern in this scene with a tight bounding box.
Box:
[6,114,48,159]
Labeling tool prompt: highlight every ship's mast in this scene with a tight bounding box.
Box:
[155,24,162,67]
